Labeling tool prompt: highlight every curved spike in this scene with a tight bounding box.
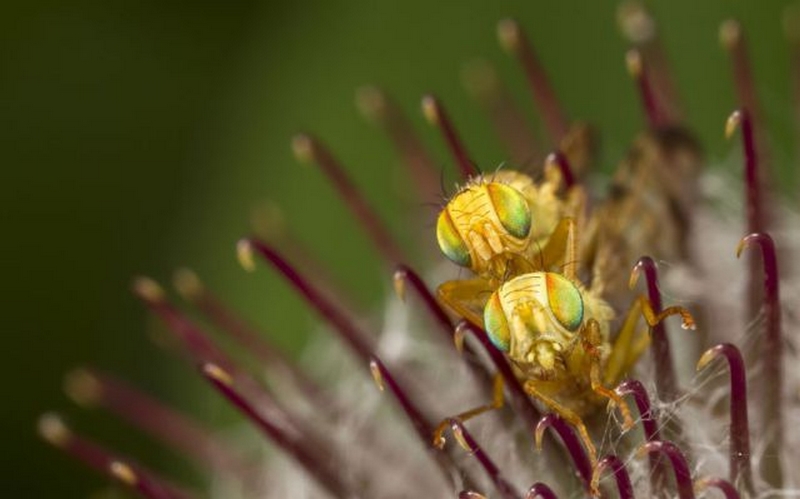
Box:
[629,257,677,401]
[38,413,194,499]
[534,414,592,492]
[132,276,237,372]
[237,238,375,363]
[617,1,682,122]
[455,321,541,436]
[726,109,762,235]
[462,59,541,164]
[64,367,247,474]
[108,460,189,499]
[720,20,762,134]
[592,455,634,499]
[447,419,522,499]
[459,492,488,499]
[291,132,406,266]
[694,477,741,499]
[497,19,569,142]
[626,49,663,128]
[736,232,784,488]
[524,483,558,499]
[544,151,576,190]
[640,441,694,499]
[393,265,453,335]
[394,268,494,392]
[201,363,350,498]
[616,379,665,495]
[356,85,440,203]
[696,344,753,493]
[615,379,659,443]
[369,357,463,489]
[422,94,479,180]
[172,268,332,413]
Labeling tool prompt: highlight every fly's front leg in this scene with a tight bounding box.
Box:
[637,295,696,330]
[523,379,597,465]
[580,320,635,430]
[433,373,505,448]
[436,278,495,328]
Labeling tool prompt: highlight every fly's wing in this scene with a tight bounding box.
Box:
[437,278,495,328]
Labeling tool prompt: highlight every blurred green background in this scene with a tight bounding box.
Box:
[3,0,796,496]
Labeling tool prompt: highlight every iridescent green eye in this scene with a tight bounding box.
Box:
[484,291,510,352]
[436,210,470,267]
[545,273,584,332]
[487,183,531,239]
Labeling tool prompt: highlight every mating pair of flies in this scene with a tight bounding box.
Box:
[432,129,700,462]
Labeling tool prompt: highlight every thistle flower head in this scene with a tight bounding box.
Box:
[39,4,800,499]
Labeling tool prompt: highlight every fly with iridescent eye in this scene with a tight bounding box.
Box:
[434,199,695,462]
[435,163,587,323]
[432,126,700,463]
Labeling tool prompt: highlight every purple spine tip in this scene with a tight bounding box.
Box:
[545,151,576,190]
[422,94,480,180]
[201,363,348,498]
[616,379,665,495]
[728,109,762,235]
[369,356,462,488]
[736,232,784,487]
[448,419,521,499]
[499,19,569,142]
[641,441,695,499]
[697,477,741,499]
[594,455,634,499]
[292,133,405,265]
[696,343,753,492]
[535,414,592,492]
[394,265,454,335]
[524,482,558,499]
[630,256,677,401]
[455,321,541,435]
[242,238,376,364]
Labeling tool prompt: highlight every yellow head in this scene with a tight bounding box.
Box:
[436,172,563,279]
[483,273,583,369]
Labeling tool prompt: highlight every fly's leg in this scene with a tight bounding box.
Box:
[523,379,597,465]
[603,299,649,386]
[432,373,504,448]
[436,278,495,328]
[539,217,578,280]
[580,320,635,430]
[637,295,696,330]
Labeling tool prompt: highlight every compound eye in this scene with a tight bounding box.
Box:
[487,183,531,239]
[545,273,584,332]
[484,291,510,352]
[436,210,471,267]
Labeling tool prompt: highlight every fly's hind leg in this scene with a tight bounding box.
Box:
[433,373,504,448]
[603,299,649,387]
[580,320,635,431]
